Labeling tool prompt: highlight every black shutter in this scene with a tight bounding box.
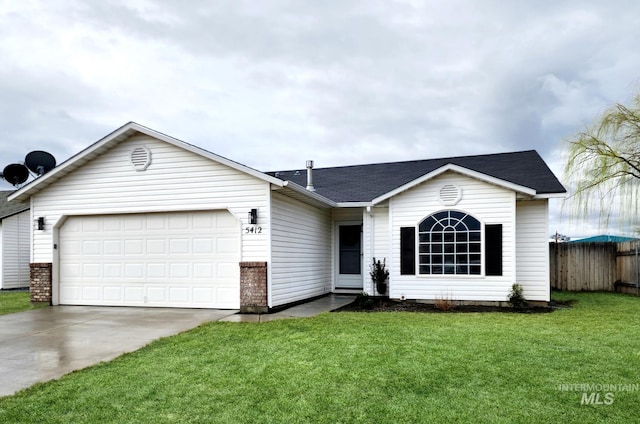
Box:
[400,227,415,275]
[485,224,502,276]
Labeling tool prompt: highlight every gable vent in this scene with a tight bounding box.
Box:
[130,146,151,171]
[439,184,462,206]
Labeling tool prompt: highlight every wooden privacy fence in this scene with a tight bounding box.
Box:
[550,241,640,293]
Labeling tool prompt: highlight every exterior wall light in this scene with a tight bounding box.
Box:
[248,209,258,225]
[35,216,45,231]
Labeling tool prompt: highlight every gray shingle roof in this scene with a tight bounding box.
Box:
[0,190,28,220]
[269,150,565,203]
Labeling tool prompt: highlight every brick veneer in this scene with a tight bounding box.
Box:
[30,262,52,305]
[240,261,268,313]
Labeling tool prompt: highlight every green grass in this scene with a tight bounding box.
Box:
[1,292,639,423]
[0,291,46,316]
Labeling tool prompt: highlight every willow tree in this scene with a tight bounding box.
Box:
[564,93,640,230]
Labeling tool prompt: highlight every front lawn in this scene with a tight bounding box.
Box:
[0,291,46,316]
[0,292,638,423]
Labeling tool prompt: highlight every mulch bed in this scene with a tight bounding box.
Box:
[333,298,574,313]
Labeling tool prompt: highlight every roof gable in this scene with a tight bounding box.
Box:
[371,163,537,204]
[9,122,284,203]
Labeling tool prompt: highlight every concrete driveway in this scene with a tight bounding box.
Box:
[0,306,237,397]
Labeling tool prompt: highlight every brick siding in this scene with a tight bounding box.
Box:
[240,261,268,313]
[30,262,52,305]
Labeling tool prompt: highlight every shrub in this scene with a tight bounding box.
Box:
[370,257,389,295]
[508,284,527,309]
[356,292,374,309]
[435,294,456,311]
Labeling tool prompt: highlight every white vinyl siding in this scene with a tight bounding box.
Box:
[390,172,516,301]
[270,191,331,307]
[331,208,363,222]
[516,199,550,301]
[363,204,389,294]
[0,211,30,289]
[32,135,270,264]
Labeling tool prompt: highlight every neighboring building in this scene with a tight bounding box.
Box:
[9,122,566,310]
[0,191,30,290]
[568,235,638,243]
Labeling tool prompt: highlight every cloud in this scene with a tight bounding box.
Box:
[1,1,640,237]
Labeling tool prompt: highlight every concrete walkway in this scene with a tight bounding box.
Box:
[0,294,354,397]
[221,294,354,322]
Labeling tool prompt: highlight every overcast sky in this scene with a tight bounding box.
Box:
[1,0,639,238]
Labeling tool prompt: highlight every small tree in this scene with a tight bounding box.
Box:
[564,93,640,230]
[370,257,389,295]
[508,284,527,310]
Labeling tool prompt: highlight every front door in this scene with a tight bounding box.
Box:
[335,223,363,289]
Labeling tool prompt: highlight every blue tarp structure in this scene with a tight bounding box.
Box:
[568,235,638,243]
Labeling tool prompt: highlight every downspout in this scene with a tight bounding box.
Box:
[367,205,374,295]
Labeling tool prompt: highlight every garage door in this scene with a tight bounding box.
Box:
[59,211,240,308]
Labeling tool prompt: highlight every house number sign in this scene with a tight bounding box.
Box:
[245,226,263,234]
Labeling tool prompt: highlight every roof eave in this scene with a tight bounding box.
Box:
[335,202,373,207]
[145,125,284,187]
[0,207,29,221]
[532,192,567,199]
[281,181,337,208]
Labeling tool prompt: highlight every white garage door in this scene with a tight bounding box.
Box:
[59,211,240,308]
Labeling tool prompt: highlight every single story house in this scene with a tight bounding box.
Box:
[0,191,30,290]
[9,122,566,311]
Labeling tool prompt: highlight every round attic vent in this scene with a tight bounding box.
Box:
[439,184,462,206]
[130,146,151,171]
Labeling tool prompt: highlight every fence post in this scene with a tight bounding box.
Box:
[634,241,640,294]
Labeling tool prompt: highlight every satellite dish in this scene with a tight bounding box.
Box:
[2,164,29,186]
[25,150,56,176]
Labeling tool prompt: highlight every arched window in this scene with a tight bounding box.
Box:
[418,210,481,275]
